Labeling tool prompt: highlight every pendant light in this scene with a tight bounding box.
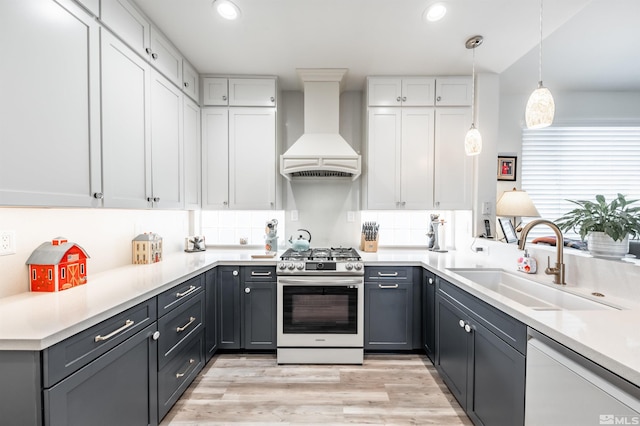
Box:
[525,0,555,129]
[464,35,483,156]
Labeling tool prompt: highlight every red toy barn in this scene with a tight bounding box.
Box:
[26,237,90,292]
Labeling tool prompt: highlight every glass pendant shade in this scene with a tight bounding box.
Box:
[525,82,555,129]
[464,125,482,156]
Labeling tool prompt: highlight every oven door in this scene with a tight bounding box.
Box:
[277,276,364,347]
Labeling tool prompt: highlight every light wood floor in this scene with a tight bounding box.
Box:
[160,353,473,425]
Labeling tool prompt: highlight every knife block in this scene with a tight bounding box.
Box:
[360,233,379,252]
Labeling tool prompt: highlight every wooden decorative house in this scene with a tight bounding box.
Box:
[132,233,163,264]
[26,237,89,292]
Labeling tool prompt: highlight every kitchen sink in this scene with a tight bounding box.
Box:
[446,268,619,311]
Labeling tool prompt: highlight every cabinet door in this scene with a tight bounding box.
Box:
[228,78,276,106]
[149,27,183,87]
[183,97,201,209]
[217,267,241,349]
[100,0,150,57]
[422,270,436,361]
[365,282,413,350]
[150,69,184,209]
[201,108,229,209]
[435,295,470,408]
[182,60,199,102]
[204,269,218,361]
[401,77,435,106]
[367,108,401,209]
[101,29,152,209]
[469,322,525,426]
[433,107,472,210]
[367,77,402,106]
[243,281,276,350]
[0,0,101,207]
[228,108,276,209]
[44,323,158,426]
[202,77,228,106]
[400,108,435,209]
[435,77,472,106]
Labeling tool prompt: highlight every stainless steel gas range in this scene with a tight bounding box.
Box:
[276,247,364,364]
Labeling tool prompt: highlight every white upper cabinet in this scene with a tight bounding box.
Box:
[100,0,150,57]
[368,77,435,107]
[183,97,201,209]
[0,0,102,207]
[435,77,473,106]
[149,26,183,87]
[228,78,276,107]
[182,60,199,103]
[433,107,473,209]
[76,0,99,16]
[202,78,229,106]
[201,108,230,209]
[366,108,435,210]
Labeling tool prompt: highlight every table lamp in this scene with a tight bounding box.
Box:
[496,188,540,229]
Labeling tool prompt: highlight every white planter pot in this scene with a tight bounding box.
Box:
[587,232,629,259]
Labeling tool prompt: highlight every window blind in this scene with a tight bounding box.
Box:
[521,127,640,239]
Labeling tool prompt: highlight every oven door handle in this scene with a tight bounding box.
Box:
[277,278,363,286]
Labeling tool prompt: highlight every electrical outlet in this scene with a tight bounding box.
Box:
[0,230,16,256]
[473,245,489,255]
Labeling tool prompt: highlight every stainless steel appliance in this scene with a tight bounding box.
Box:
[277,247,364,364]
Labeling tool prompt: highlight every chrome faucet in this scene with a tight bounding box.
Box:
[518,219,566,285]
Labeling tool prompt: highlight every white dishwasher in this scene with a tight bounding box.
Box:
[526,330,640,426]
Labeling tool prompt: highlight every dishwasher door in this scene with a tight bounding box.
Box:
[526,333,640,425]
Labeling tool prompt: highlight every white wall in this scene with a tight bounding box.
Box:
[0,208,189,297]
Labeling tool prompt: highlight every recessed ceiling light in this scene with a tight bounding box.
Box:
[212,0,241,20]
[423,3,447,22]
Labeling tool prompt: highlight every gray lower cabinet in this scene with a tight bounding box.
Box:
[217,265,276,350]
[422,269,436,361]
[364,266,414,350]
[435,277,526,426]
[205,268,218,361]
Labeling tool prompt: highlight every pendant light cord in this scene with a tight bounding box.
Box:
[471,46,476,125]
[538,0,543,85]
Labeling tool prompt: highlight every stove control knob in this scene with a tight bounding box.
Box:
[345,263,354,270]
[354,262,363,270]
[287,263,295,270]
[295,262,304,270]
[278,263,287,270]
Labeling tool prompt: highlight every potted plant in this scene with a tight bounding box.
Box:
[555,194,640,259]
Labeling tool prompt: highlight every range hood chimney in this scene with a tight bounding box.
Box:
[280,69,361,180]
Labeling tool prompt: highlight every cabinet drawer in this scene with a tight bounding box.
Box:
[242,266,276,282]
[437,278,527,354]
[157,273,204,317]
[43,300,156,387]
[365,266,413,281]
[158,291,204,368]
[158,333,204,420]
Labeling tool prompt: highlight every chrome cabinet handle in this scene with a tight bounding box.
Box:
[223,201,228,206]
[151,52,158,60]
[233,270,238,276]
[378,272,398,277]
[176,285,197,298]
[222,95,227,101]
[428,278,434,285]
[378,284,399,289]
[176,316,196,332]
[152,331,160,340]
[437,96,442,102]
[175,359,195,378]
[93,192,103,199]
[153,197,160,202]
[396,96,401,102]
[145,47,152,55]
[184,82,189,88]
[458,319,465,328]
[251,271,272,276]
[402,96,407,101]
[270,96,275,102]
[147,197,154,202]
[245,287,251,294]
[464,324,472,333]
[95,319,134,342]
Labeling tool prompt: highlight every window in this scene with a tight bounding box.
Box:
[61,267,65,279]
[521,127,640,238]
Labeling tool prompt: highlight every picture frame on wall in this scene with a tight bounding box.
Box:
[497,156,517,181]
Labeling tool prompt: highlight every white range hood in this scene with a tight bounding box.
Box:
[280,69,361,180]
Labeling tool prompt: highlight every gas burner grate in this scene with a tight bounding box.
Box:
[280,247,361,261]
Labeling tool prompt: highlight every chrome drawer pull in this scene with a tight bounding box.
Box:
[175,359,195,378]
[176,316,196,332]
[378,284,399,289]
[94,319,134,342]
[251,271,272,276]
[378,272,398,277]
[176,285,197,298]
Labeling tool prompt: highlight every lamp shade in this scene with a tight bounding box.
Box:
[464,125,482,156]
[525,84,555,129]
[496,188,540,218]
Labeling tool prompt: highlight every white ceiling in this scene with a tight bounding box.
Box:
[132,0,640,92]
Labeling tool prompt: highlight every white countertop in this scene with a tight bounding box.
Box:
[1,247,639,388]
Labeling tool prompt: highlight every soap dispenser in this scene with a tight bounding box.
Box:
[517,249,537,274]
